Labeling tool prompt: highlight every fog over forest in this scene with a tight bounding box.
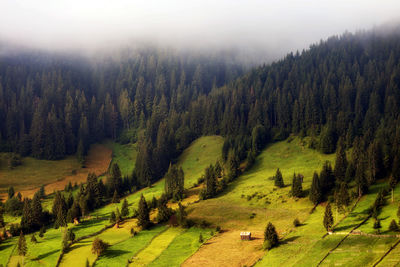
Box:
[1,0,400,63]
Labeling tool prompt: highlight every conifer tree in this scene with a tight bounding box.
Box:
[109,211,116,224]
[323,203,334,232]
[310,172,322,205]
[264,222,278,249]
[177,202,188,227]
[18,231,27,256]
[121,199,129,218]
[291,173,303,198]
[274,168,284,188]
[389,174,397,202]
[355,163,368,197]
[373,219,382,234]
[137,194,150,229]
[335,182,350,213]
[334,137,348,183]
[31,234,37,243]
[156,195,173,223]
[111,190,120,203]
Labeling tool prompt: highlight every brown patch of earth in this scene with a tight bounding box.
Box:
[182,229,264,267]
[1,144,112,200]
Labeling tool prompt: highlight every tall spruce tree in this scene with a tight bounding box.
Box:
[310,172,322,205]
[264,222,279,249]
[323,203,334,232]
[274,168,284,188]
[18,231,27,256]
[137,195,150,229]
[334,137,348,183]
[291,173,303,198]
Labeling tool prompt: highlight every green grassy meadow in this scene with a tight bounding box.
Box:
[0,154,81,193]
[104,141,137,176]
[58,136,223,267]
[3,136,400,267]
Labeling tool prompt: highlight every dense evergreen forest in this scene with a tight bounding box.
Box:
[2,28,400,189]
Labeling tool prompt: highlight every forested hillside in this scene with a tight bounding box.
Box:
[2,29,400,189]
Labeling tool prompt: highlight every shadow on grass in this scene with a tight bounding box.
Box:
[280,236,300,245]
[37,249,59,260]
[334,223,360,232]
[101,249,130,259]
[0,243,13,250]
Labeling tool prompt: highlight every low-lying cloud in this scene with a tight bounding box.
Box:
[0,0,399,62]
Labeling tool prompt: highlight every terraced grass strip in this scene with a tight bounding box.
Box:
[129,227,185,266]
[149,227,213,267]
[373,238,400,266]
[94,225,167,267]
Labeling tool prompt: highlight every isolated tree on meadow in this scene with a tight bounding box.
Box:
[274,168,284,188]
[264,222,278,249]
[91,237,109,256]
[17,231,27,256]
[291,173,303,198]
[310,172,322,205]
[323,203,334,232]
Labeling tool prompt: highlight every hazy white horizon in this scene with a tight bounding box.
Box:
[0,0,399,62]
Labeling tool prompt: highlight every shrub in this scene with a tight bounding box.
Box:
[91,238,109,256]
[293,218,300,227]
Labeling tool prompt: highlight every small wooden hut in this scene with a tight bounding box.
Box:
[240,232,251,240]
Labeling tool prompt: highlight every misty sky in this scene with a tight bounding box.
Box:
[1,0,400,61]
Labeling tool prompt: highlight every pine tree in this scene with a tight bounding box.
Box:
[335,182,350,213]
[389,174,397,202]
[111,190,120,203]
[177,202,188,227]
[17,231,27,256]
[291,173,303,198]
[323,203,334,232]
[39,225,46,238]
[137,195,150,229]
[115,208,121,223]
[310,172,322,205]
[334,137,348,183]
[156,195,173,223]
[274,168,284,188]
[66,228,75,241]
[373,219,382,234]
[355,163,368,197]
[109,211,116,224]
[264,222,278,249]
[121,199,129,218]
[0,208,4,227]
[31,234,37,243]
[39,185,45,199]
[107,163,123,196]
